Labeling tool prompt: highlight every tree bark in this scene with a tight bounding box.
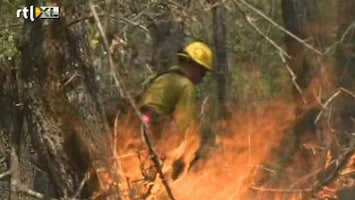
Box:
[274,0,325,191]
[0,39,33,200]
[149,2,185,72]
[335,2,355,198]
[334,0,355,136]
[212,0,229,120]
[281,0,321,110]
[16,0,113,198]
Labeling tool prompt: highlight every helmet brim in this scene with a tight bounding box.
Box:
[177,52,212,71]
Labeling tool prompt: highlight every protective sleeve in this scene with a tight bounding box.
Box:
[173,84,197,134]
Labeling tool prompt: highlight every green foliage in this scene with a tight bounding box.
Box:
[0,0,23,67]
[0,30,18,65]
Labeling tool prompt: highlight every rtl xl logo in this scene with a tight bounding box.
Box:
[17,5,60,21]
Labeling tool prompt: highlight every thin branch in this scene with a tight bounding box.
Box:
[234,1,305,102]
[289,168,322,189]
[89,2,143,120]
[340,21,355,43]
[310,139,355,192]
[314,90,342,124]
[140,126,176,200]
[4,147,51,199]
[324,21,355,55]
[66,13,149,32]
[89,3,125,98]
[13,186,46,199]
[314,87,355,124]
[236,0,323,56]
[234,2,290,58]
[339,87,355,99]
[90,2,176,199]
[251,186,312,193]
[0,170,11,179]
[279,52,306,103]
[72,172,90,199]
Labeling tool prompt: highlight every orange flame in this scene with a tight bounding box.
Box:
[112,100,309,200]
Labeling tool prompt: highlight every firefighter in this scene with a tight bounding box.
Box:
[139,41,213,180]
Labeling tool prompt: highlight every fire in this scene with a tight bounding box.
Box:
[111,101,305,200]
[169,101,297,200]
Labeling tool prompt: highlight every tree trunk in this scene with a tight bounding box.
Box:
[149,3,185,72]
[0,61,17,200]
[16,0,113,198]
[334,0,355,136]
[282,0,321,110]
[276,0,325,189]
[212,0,229,120]
[335,1,355,198]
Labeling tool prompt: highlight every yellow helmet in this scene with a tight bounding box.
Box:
[177,42,213,71]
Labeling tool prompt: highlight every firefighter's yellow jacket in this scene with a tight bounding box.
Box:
[139,65,196,134]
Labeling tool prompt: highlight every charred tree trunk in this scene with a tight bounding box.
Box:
[16,0,112,198]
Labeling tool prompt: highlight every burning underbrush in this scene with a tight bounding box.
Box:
[107,99,355,200]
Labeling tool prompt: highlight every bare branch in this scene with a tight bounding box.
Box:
[279,52,306,103]
[233,1,305,102]
[314,90,342,124]
[140,127,176,200]
[314,87,355,124]
[310,140,355,192]
[0,170,11,179]
[12,186,46,199]
[72,173,90,199]
[339,87,355,99]
[251,186,312,193]
[89,2,144,121]
[90,3,176,199]
[236,0,323,56]
[234,1,290,58]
